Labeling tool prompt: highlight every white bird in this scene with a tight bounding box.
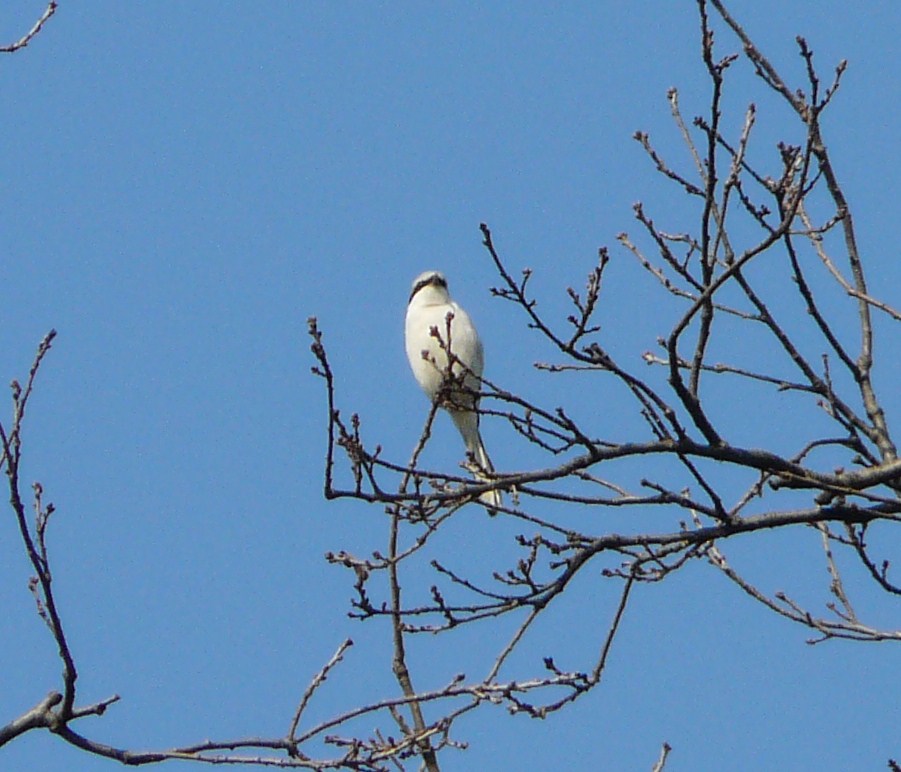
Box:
[405,270,502,510]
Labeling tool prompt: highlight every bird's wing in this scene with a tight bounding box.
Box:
[449,302,484,379]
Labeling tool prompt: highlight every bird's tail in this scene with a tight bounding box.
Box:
[451,409,503,511]
[471,437,503,512]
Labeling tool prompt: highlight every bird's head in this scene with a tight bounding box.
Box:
[409,270,450,303]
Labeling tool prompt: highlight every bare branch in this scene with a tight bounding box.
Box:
[0,1,57,53]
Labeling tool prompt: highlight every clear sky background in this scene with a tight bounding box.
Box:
[2,2,900,771]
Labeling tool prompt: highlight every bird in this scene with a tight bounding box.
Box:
[405,270,502,510]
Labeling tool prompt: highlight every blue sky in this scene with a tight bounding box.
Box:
[2,2,900,770]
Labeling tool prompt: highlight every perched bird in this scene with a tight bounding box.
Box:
[405,270,502,509]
